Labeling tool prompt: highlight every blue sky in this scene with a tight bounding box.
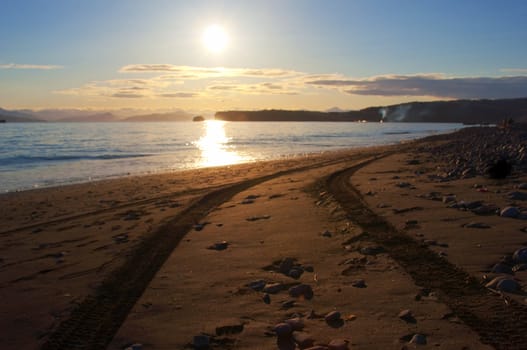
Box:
[1,0,527,113]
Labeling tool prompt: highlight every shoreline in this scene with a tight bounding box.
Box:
[3,126,527,349]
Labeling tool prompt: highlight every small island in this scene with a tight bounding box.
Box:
[192,115,205,122]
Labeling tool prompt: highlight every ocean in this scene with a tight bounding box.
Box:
[0,121,463,193]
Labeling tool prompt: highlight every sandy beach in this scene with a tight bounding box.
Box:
[2,126,527,350]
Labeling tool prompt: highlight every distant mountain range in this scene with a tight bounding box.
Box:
[215,97,527,124]
[3,97,527,123]
[0,108,194,123]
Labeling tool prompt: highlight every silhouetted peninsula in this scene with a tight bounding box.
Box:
[215,98,527,124]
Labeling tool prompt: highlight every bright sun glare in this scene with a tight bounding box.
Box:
[202,25,228,53]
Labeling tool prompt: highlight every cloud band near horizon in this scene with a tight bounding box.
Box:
[55,64,527,101]
[0,63,63,70]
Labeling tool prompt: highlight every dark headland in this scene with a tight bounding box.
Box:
[215,97,527,124]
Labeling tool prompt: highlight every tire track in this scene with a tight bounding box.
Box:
[40,152,375,350]
[324,159,527,349]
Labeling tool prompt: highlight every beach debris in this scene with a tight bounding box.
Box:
[293,332,315,349]
[263,282,285,294]
[398,309,416,323]
[328,339,349,350]
[501,207,521,218]
[207,241,229,251]
[463,222,491,229]
[409,333,427,345]
[289,284,314,299]
[513,247,527,263]
[321,230,332,238]
[485,276,520,293]
[192,334,210,349]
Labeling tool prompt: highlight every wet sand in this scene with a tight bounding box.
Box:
[2,127,527,349]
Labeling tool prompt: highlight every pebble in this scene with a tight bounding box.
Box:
[328,339,349,350]
[125,344,143,350]
[279,257,295,274]
[508,191,527,200]
[285,317,304,331]
[324,311,342,323]
[289,284,314,299]
[485,276,520,292]
[207,241,229,251]
[351,279,367,288]
[512,263,527,272]
[322,230,332,237]
[464,222,491,229]
[442,195,456,203]
[501,207,521,218]
[410,333,427,345]
[293,332,315,349]
[513,247,527,263]
[491,262,513,274]
[192,335,210,349]
[288,268,304,279]
[263,283,285,294]
[247,280,266,291]
[274,323,293,337]
[398,309,414,322]
[262,293,271,304]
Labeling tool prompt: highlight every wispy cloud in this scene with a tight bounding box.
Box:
[207,81,298,95]
[306,74,527,99]
[0,63,63,70]
[500,68,527,74]
[119,64,301,79]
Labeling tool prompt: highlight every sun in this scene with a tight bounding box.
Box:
[202,25,228,53]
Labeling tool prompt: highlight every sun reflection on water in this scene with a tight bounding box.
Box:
[194,120,248,167]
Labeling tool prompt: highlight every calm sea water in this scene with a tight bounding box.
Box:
[0,121,462,193]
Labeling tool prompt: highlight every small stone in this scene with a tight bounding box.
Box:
[352,279,366,288]
[501,207,520,218]
[409,333,427,345]
[442,195,456,203]
[293,332,315,349]
[274,323,293,337]
[512,263,527,272]
[279,257,296,274]
[328,339,349,350]
[289,284,314,299]
[508,191,527,200]
[207,241,228,251]
[324,311,341,323]
[192,335,210,349]
[288,268,304,279]
[247,280,266,291]
[491,262,513,274]
[285,317,304,331]
[263,283,285,294]
[513,247,527,263]
[125,344,143,350]
[464,222,491,229]
[322,230,332,237]
[485,276,520,292]
[262,293,271,304]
